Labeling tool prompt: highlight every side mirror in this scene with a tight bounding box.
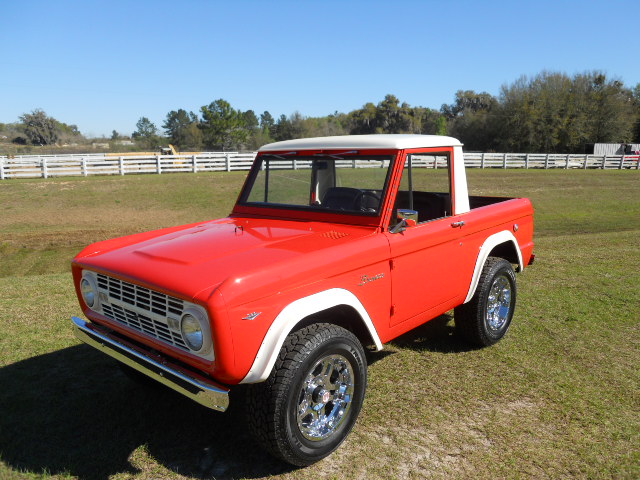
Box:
[390,209,418,234]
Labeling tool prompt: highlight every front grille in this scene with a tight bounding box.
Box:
[96,274,188,351]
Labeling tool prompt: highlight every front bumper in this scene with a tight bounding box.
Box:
[72,316,229,412]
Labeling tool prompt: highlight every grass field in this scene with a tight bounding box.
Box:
[0,169,638,479]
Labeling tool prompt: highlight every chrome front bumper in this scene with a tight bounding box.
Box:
[71,316,229,412]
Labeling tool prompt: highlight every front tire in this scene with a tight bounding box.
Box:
[455,257,517,347]
[246,323,367,466]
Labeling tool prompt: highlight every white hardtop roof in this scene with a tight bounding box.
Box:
[259,134,463,152]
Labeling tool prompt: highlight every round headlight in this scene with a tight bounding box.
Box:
[81,278,96,308]
[181,314,204,351]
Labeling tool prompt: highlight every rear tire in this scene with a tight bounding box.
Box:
[455,257,517,347]
[246,323,367,466]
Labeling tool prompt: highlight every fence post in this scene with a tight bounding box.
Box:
[619,156,625,170]
[481,153,485,169]
[0,158,4,180]
[544,154,549,169]
[583,156,588,169]
[192,155,198,173]
[502,153,507,169]
[42,158,48,178]
[82,157,87,176]
[156,155,161,174]
[525,154,529,169]
[119,156,125,175]
[565,154,570,169]
[225,154,231,172]
[352,158,356,168]
[293,158,297,170]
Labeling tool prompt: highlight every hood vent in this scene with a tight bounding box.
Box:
[322,231,349,240]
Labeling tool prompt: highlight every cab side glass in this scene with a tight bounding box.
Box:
[392,153,452,227]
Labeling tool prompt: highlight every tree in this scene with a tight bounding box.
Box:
[133,117,157,138]
[435,116,447,136]
[163,109,201,148]
[348,95,419,135]
[111,130,120,140]
[273,114,292,141]
[180,123,204,150]
[242,110,259,130]
[348,102,378,134]
[632,83,640,142]
[20,109,59,145]
[260,111,275,135]
[497,71,637,152]
[375,94,415,133]
[442,90,497,119]
[441,90,499,151]
[587,73,636,144]
[132,117,159,149]
[298,112,347,138]
[199,99,248,150]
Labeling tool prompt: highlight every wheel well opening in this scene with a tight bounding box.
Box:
[488,241,520,271]
[293,305,376,349]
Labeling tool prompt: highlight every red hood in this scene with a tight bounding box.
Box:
[74,217,389,306]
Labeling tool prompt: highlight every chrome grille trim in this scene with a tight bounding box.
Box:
[96,274,185,318]
[89,273,212,360]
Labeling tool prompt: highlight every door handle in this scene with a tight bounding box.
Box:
[450,221,465,228]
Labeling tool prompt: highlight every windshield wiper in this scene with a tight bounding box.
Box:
[260,152,298,160]
[313,150,359,160]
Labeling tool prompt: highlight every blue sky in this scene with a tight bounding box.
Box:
[1,0,638,138]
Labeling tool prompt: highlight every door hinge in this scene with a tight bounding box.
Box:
[389,259,395,270]
[390,305,395,316]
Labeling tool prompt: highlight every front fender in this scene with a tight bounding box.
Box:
[239,288,383,384]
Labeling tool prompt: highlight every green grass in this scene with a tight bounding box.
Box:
[0,170,638,479]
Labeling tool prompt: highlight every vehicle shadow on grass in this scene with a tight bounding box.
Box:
[386,313,477,354]
[0,345,295,480]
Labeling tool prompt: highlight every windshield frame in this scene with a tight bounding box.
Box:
[232,149,400,227]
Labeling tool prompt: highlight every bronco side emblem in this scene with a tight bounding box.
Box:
[242,312,262,321]
[358,273,385,286]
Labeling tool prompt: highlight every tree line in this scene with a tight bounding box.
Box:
[1,109,82,147]
[132,71,640,153]
[3,71,639,154]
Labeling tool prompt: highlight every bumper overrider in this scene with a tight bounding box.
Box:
[71,316,229,411]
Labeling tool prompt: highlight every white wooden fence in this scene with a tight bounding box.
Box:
[0,151,638,180]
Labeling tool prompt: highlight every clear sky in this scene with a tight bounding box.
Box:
[1,0,638,138]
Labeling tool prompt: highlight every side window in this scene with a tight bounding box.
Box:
[394,153,451,224]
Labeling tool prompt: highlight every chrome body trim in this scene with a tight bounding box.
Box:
[71,316,229,412]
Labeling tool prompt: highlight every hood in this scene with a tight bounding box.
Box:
[75,217,388,305]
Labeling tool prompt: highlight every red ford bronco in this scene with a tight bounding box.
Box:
[71,134,535,465]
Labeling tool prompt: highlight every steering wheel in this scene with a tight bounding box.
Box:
[354,190,381,212]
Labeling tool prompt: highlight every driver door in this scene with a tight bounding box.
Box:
[385,152,468,327]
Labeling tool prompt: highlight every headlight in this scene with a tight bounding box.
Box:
[81,275,98,309]
[181,313,204,351]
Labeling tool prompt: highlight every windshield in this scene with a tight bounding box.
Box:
[241,154,394,215]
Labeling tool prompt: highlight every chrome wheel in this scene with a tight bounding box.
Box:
[246,324,367,466]
[455,257,517,347]
[486,274,512,331]
[297,354,355,441]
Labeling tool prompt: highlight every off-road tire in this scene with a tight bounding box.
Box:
[246,323,367,466]
[455,256,517,347]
